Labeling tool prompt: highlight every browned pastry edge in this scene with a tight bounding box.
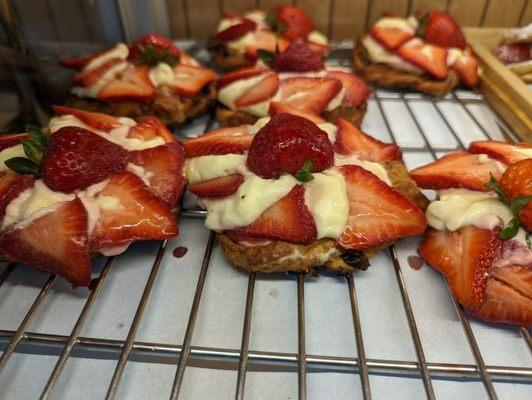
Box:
[215,103,368,128]
[352,38,461,97]
[217,159,429,274]
[207,40,251,71]
[66,83,216,126]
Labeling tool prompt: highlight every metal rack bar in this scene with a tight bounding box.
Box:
[519,328,532,353]
[297,274,307,400]
[40,257,114,400]
[0,263,16,287]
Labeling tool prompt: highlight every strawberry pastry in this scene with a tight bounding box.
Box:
[208,6,329,70]
[411,140,532,326]
[60,33,216,125]
[0,106,185,287]
[184,112,427,274]
[353,11,479,96]
[216,42,372,127]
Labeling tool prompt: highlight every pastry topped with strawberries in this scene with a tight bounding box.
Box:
[353,11,479,96]
[216,42,372,127]
[0,106,185,287]
[411,140,532,326]
[60,33,216,125]
[208,6,329,70]
[184,112,427,274]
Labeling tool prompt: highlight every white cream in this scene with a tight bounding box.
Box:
[83,44,129,71]
[244,10,267,26]
[126,163,153,186]
[374,16,418,34]
[334,153,391,185]
[446,47,463,66]
[362,35,423,74]
[71,61,129,98]
[317,122,338,143]
[477,153,507,174]
[325,87,345,111]
[0,144,25,172]
[307,30,328,45]
[185,154,247,184]
[148,62,175,86]
[514,147,532,158]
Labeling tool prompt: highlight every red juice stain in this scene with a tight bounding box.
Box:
[173,246,188,258]
[407,255,424,270]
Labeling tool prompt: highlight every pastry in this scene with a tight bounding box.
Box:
[494,23,532,83]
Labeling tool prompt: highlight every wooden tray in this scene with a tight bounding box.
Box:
[464,27,532,143]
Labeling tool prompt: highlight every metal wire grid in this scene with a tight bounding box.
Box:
[0,45,530,400]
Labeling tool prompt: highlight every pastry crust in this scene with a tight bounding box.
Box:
[208,40,252,71]
[67,83,216,126]
[217,159,428,274]
[352,39,460,96]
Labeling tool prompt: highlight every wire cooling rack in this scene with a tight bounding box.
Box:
[0,42,530,400]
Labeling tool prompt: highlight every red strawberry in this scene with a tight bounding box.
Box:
[127,116,175,143]
[334,118,400,162]
[270,42,325,72]
[128,33,181,62]
[41,126,129,193]
[171,64,216,97]
[183,126,253,158]
[73,58,124,87]
[268,102,326,124]
[90,171,178,250]
[370,26,413,50]
[129,142,185,208]
[244,31,289,61]
[0,198,91,287]
[397,39,448,80]
[234,72,279,107]
[60,45,123,70]
[305,41,330,56]
[422,11,466,49]
[228,185,317,244]
[494,43,530,65]
[189,174,244,198]
[499,159,532,231]
[0,172,35,224]
[450,52,479,86]
[0,133,30,150]
[98,65,155,102]
[420,226,502,310]
[280,77,342,115]
[274,6,315,41]
[337,165,426,250]
[410,151,503,191]
[246,113,333,179]
[217,67,269,89]
[52,105,119,132]
[215,18,257,42]
[326,70,371,106]
[468,140,532,165]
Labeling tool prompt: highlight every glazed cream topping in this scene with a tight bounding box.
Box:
[374,16,418,34]
[362,35,423,74]
[148,62,175,86]
[185,154,247,184]
[334,153,392,185]
[84,44,129,71]
[308,30,328,45]
[514,147,532,158]
[0,144,25,172]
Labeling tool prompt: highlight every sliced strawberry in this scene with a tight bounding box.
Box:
[171,64,216,97]
[422,11,466,49]
[269,102,326,124]
[128,33,181,62]
[370,26,413,50]
[419,227,502,310]
[73,58,123,87]
[41,126,129,193]
[326,70,371,107]
[335,118,400,162]
[215,18,257,42]
[410,151,503,191]
[129,142,185,209]
[127,116,175,143]
[217,67,269,89]
[52,105,120,132]
[337,165,426,250]
[0,198,91,287]
[228,185,317,244]
[274,6,315,41]
[280,77,342,115]
[494,43,530,65]
[270,42,325,72]
[0,133,30,150]
[306,41,330,56]
[183,126,253,158]
[90,171,178,250]
[468,140,532,165]
[98,65,155,102]
[189,174,244,198]
[451,52,479,86]
[500,159,532,231]
[234,72,279,107]
[60,45,123,70]
[397,39,448,80]
[0,172,35,224]
[244,31,289,60]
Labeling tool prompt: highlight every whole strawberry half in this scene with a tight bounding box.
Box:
[271,42,325,72]
[128,33,180,62]
[274,6,315,41]
[41,127,129,193]
[422,11,466,49]
[246,113,333,179]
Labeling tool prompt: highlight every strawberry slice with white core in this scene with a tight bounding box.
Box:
[326,70,371,107]
[280,77,342,115]
[337,165,426,250]
[215,18,257,42]
[0,198,91,287]
[127,116,175,143]
[397,39,448,80]
[234,72,280,107]
[0,172,36,224]
[468,140,532,165]
[268,102,326,124]
[183,126,254,158]
[189,174,244,198]
[217,67,269,89]
[334,118,400,162]
[52,105,120,132]
[370,26,413,50]
[244,31,289,60]
[227,185,317,244]
[450,52,479,87]
[60,44,124,71]
[410,151,503,191]
[98,65,155,102]
[90,171,178,251]
[73,58,124,87]
[171,64,216,97]
[129,142,185,208]
[305,41,330,56]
